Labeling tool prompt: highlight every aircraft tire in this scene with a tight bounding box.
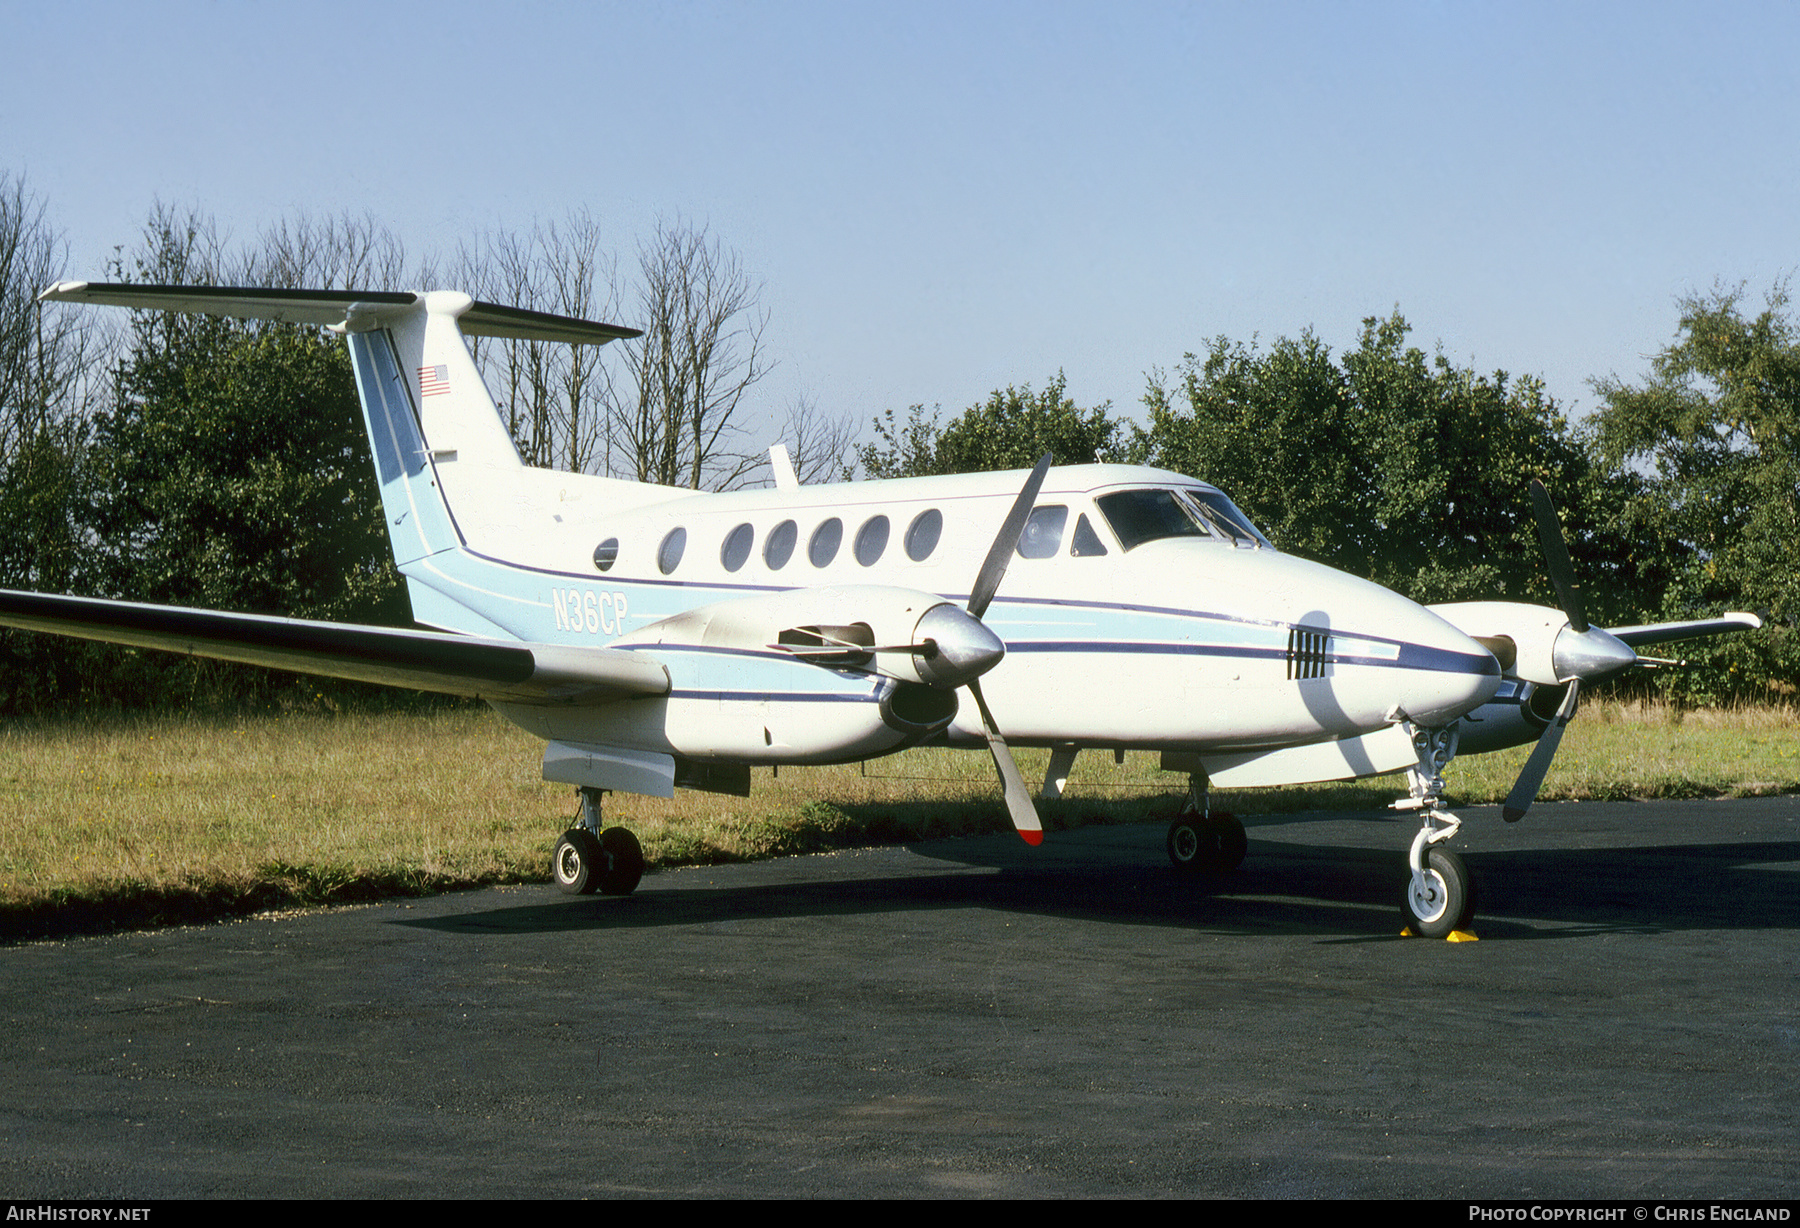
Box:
[1166,812,1245,876]
[552,829,604,896]
[597,826,645,896]
[1214,812,1247,872]
[1404,847,1475,939]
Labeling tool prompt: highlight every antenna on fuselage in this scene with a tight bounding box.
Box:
[769,444,799,491]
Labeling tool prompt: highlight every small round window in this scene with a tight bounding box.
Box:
[765,519,797,570]
[657,527,687,575]
[904,509,942,561]
[593,537,619,572]
[809,518,843,567]
[854,515,890,566]
[721,523,754,572]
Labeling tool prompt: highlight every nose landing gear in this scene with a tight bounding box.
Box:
[1395,724,1476,938]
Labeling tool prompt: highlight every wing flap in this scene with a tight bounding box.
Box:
[0,590,668,704]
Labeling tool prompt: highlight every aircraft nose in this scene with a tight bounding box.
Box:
[1392,624,1505,728]
[911,603,1005,689]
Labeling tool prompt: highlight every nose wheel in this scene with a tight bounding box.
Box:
[1404,845,1475,939]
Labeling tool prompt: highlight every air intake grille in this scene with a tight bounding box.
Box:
[1287,628,1330,680]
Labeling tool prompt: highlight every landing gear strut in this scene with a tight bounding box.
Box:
[1166,773,1246,876]
[1394,724,1476,938]
[551,787,645,897]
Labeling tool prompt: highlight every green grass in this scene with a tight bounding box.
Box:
[2,701,1795,938]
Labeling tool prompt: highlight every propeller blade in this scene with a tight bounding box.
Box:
[969,677,1043,845]
[1502,678,1580,822]
[1528,479,1588,634]
[967,453,1054,620]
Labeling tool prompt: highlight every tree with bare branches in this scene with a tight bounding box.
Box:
[608,219,769,489]
[773,393,858,485]
[0,173,101,592]
[459,211,613,473]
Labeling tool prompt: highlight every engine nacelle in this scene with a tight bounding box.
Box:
[1429,601,1568,685]
[1431,600,1639,688]
[1453,678,1572,753]
[616,584,1001,690]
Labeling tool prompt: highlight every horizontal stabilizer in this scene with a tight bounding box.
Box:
[38,282,641,345]
[1608,612,1762,648]
[0,590,668,705]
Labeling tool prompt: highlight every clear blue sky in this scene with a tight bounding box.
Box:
[5,1,1796,447]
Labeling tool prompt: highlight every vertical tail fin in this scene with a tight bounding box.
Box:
[37,282,640,635]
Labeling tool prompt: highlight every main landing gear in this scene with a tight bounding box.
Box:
[1166,774,1246,877]
[1394,724,1477,939]
[551,786,645,897]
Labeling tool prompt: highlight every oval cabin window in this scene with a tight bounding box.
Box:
[854,515,889,566]
[905,509,942,561]
[593,538,619,572]
[721,523,754,572]
[657,527,687,575]
[765,520,797,570]
[809,518,843,567]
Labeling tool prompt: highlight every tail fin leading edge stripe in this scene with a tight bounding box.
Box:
[348,328,462,567]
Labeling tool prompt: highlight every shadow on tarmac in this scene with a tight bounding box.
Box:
[400,827,1800,941]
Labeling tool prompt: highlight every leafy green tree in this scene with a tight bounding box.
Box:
[44,209,413,710]
[857,403,945,480]
[90,315,404,625]
[1138,312,1646,614]
[859,373,1118,478]
[1590,284,1800,701]
[1139,329,1374,574]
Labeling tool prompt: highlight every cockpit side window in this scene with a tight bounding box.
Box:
[1070,514,1108,557]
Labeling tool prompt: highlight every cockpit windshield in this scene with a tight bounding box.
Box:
[1183,488,1271,548]
[1094,487,1272,551]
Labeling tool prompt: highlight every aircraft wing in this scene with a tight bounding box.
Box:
[0,590,669,705]
[1608,612,1762,648]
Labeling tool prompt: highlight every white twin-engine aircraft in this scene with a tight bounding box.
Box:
[6,283,1760,937]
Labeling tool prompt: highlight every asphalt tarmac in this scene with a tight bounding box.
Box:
[2,796,1796,1199]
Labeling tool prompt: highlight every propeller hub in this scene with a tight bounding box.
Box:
[911,603,1005,689]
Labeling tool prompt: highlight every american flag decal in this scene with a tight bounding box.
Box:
[419,364,450,397]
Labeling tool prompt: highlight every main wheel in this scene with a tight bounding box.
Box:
[552,828,603,896]
[1404,846,1476,938]
[1167,812,1246,876]
[596,826,645,896]
[1213,811,1247,873]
